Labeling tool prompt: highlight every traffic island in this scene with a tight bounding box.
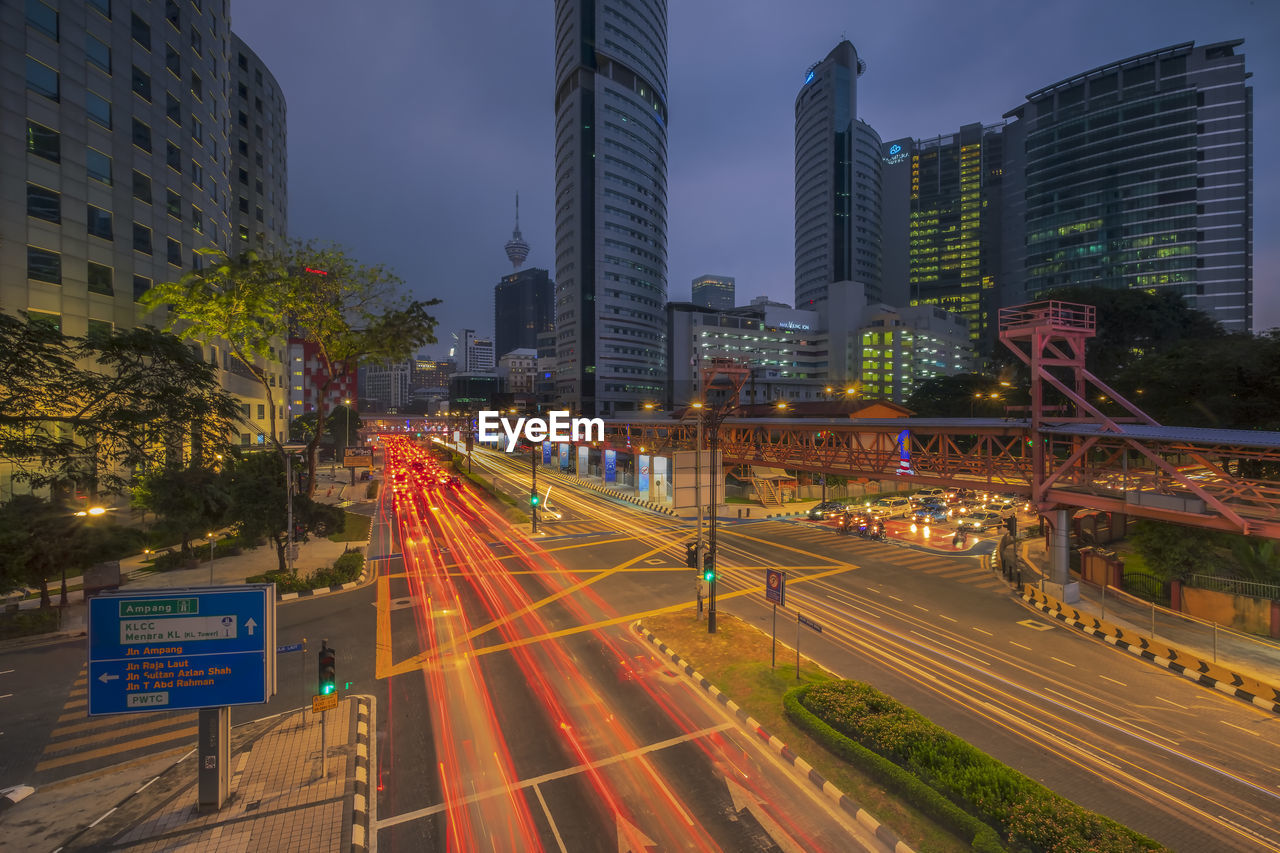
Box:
[636,612,959,853]
[58,695,371,852]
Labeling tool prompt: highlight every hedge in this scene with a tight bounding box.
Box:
[784,685,1004,852]
[792,681,1163,853]
[247,551,364,593]
[0,607,61,640]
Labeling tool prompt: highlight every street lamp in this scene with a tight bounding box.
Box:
[344,398,354,485]
[67,506,106,606]
[207,531,216,585]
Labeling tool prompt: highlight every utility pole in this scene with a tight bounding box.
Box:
[708,416,719,634]
[286,450,295,576]
[531,444,538,534]
[695,409,704,615]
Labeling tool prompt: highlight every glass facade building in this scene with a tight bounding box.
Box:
[908,123,1005,354]
[1005,41,1252,332]
[795,40,884,310]
[553,0,669,416]
[691,274,735,310]
[494,267,553,359]
[859,306,972,404]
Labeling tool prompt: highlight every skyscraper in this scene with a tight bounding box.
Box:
[1005,40,1253,331]
[494,267,553,358]
[691,275,735,309]
[908,123,1005,354]
[553,0,669,416]
[795,40,884,310]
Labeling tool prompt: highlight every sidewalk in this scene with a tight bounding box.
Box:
[55,695,372,852]
[1020,537,1280,691]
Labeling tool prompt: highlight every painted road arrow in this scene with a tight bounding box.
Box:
[245,617,258,636]
[615,812,656,852]
[725,777,806,853]
[97,672,119,683]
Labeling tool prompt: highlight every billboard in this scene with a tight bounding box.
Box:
[638,454,650,495]
[604,449,617,483]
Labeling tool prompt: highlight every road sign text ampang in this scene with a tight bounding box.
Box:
[476,410,604,452]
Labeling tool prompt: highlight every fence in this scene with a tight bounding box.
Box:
[1185,574,1280,601]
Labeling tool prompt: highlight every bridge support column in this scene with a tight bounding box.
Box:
[1045,508,1080,604]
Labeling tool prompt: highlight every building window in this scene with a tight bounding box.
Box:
[238,225,249,241]
[165,91,180,123]
[191,115,203,145]
[87,318,113,338]
[89,0,110,18]
[189,26,202,55]
[86,148,112,184]
[238,82,248,99]
[166,141,181,171]
[192,206,203,233]
[238,196,249,214]
[255,205,264,222]
[28,311,62,333]
[86,90,111,128]
[254,69,262,85]
[131,117,152,152]
[237,110,248,128]
[254,96,263,113]
[189,70,202,101]
[237,139,249,156]
[27,246,61,284]
[133,222,152,254]
[26,57,59,101]
[164,0,179,28]
[237,52,248,71]
[166,188,181,219]
[86,33,111,73]
[87,205,114,240]
[257,404,265,419]
[27,0,59,41]
[88,262,114,295]
[130,12,150,50]
[165,43,180,76]
[26,184,60,224]
[191,160,203,188]
[26,120,59,162]
[167,238,182,266]
[238,167,248,185]
[131,65,151,101]
[133,274,151,301]
[254,178,263,194]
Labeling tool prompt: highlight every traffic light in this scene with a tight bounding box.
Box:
[318,642,336,695]
[1004,515,1018,538]
[530,491,540,507]
[685,543,697,569]
[702,551,716,583]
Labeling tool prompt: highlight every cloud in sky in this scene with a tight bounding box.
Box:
[231,0,1280,353]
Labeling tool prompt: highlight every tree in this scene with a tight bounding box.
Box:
[1039,285,1223,382]
[0,313,242,493]
[905,374,1021,419]
[0,495,94,607]
[221,450,344,573]
[144,243,439,497]
[132,464,230,558]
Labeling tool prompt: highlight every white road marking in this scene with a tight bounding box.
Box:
[939,614,958,623]
[1099,674,1127,687]
[912,604,930,613]
[971,627,994,636]
[533,783,567,853]
[1156,696,1187,709]
[1220,720,1261,737]
[88,806,117,828]
[1008,641,1032,650]
[1051,656,1077,668]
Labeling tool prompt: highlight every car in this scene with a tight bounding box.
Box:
[808,501,848,520]
[916,496,948,510]
[988,497,1022,513]
[951,498,986,516]
[912,488,948,502]
[956,510,1004,532]
[868,497,912,519]
[912,505,951,524]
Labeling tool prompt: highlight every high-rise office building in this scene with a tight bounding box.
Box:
[230,37,287,253]
[494,267,553,359]
[691,275,735,309]
[1,0,288,466]
[859,305,973,404]
[795,40,884,310]
[452,329,494,373]
[880,137,915,308]
[553,0,669,416]
[1005,40,1252,332]
[908,123,1006,354]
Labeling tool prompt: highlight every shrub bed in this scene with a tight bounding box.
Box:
[247,551,364,594]
[791,681,1163,853]
[0,607,61,639]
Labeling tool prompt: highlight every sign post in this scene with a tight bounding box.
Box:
[796,613,823,680]
[88,586,276,812]
[764,569,786,669]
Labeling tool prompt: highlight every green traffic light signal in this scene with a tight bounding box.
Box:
[703,568,714,582]
[530,493,540,506]
[321,683,335,695]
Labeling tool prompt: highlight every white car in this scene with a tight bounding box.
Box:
[867,497,912,519]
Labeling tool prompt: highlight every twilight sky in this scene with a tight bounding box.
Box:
[231,0,1279,357]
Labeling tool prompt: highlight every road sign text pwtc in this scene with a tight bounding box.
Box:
[765,569,786,607]
[87,586,275,716]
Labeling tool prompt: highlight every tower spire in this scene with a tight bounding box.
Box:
[504,192,530,270]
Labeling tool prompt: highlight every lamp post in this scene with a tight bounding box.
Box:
[344,398,355,485]
[69,506,106,606]
[531,442,539,534]
[207,531,216,585]
[691,403,705,619]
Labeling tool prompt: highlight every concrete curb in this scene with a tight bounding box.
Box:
[631,621,916,853]
[350,696,372,853]
[0,784,34,815]
[280,512,377,602]
[1020,587,1280,715]
[578,479,677,515]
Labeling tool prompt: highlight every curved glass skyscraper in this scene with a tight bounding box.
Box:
[795,40,884,311]
[553,0,668,416]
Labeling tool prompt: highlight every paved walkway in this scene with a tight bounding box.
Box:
[1020,537,1280,689]
[61,696,371,852]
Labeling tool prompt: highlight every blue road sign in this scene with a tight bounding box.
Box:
[765,569,786,607]
[798,613,823,633]
[277,642,304,654]
[88,586,276,716]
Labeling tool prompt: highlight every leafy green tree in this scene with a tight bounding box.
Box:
[132,464,230,557]
[0,313,242,493]
[1128,520,1220,581]
[221,450,344,573]
[0,496,94,607]
[144,243,438,497]
[905,374,1021,419]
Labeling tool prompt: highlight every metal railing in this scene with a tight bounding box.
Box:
[1185,573,1280,601]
